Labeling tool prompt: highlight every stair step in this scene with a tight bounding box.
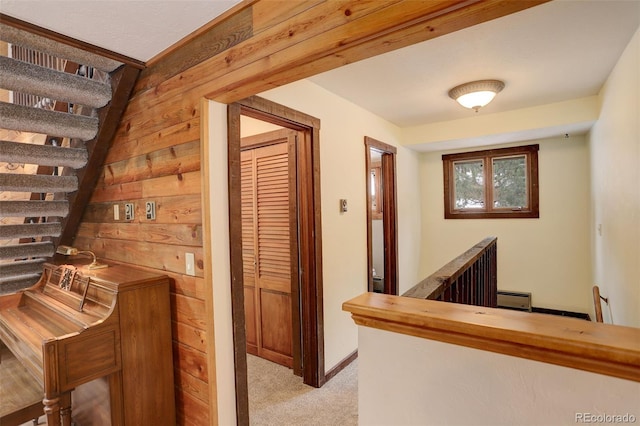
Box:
[0,258,46,278]
[0,101,98,141]
[0,173,78,193]
[0,274,42,294]
[0,200,69,218]
[0,140,88,168]
[0,242,54,261]
[0,23,123,73]
[0,56,111,108]
[0,223,62,239]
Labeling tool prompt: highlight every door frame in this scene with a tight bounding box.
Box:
[365,136,399,295]
[228,96,325,424]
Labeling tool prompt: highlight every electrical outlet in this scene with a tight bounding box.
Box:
[113,204,120,220]
[146,201,156,220]
[125,203,135,220]
[185,252,195,276]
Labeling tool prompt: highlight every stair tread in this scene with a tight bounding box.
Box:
[0,259,46,278]
[0,200,69,218]
[0,223,61,239]
[0,272,42,284]
[0,173,77,193]
[0,140,88,168]
[0,274,42,295]
[0,56,111,108]
[0,101,98,141]
[0,242,54,261]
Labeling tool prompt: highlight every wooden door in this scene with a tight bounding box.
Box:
[241,131,298,368]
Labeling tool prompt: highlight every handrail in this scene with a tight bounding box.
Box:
[403,237,497,307]
[593,285,608,323]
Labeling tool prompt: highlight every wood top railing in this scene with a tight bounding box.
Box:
[343,292,640,382]
[345,237,640,383]
[403,237,497,307]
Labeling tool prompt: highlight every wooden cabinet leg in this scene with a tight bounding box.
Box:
[42,391,71,426]
[43,395,61,426]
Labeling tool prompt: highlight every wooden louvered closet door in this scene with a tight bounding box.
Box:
[241,136,297,368]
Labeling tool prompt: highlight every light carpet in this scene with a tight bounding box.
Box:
[248,354,358,426]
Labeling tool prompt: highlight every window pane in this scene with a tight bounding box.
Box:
[492,155,527,208]
[453,160,485,209]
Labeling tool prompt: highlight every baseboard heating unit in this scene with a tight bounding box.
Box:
[497,290,532,312]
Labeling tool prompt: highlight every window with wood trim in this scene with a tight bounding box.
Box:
[443,144,539,219]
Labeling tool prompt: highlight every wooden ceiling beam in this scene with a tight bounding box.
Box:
[128,0,548,116]
[204,0,550,103]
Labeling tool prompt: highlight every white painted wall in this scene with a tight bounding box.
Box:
[240,115,282,137]
[260,80,423,369]
[207,83,422,422]
[358,326,640,426]
[402,96,599,151]
[206,101,237,426]
[588,27,640,327]
[419,137,592,314]
[204,26,640,426]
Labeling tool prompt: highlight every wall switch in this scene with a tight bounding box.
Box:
[340,199,348,213]
[185,252,195,276]
[113,205,120,220]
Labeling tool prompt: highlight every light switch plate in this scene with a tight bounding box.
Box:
[113,204,120,220]
[185,252,195,276]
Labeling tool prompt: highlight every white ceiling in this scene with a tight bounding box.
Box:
[310,0,640,128]
[2,0,639,150]
[1,0,244,62]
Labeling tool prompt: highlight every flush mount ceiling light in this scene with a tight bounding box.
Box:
[448,79,505,112]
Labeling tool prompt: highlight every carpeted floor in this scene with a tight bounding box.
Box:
[20,354,358,425]
[248,354,358,426]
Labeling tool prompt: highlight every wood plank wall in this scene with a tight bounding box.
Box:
[75,1,547,424]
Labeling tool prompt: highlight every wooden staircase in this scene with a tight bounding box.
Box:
[0,20,140,293]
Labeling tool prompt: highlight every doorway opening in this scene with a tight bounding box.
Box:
[365,136,398,295]
[241,126,301,371]
[228,96,325,424]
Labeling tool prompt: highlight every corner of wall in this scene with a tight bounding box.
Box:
[587,27,640,327]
